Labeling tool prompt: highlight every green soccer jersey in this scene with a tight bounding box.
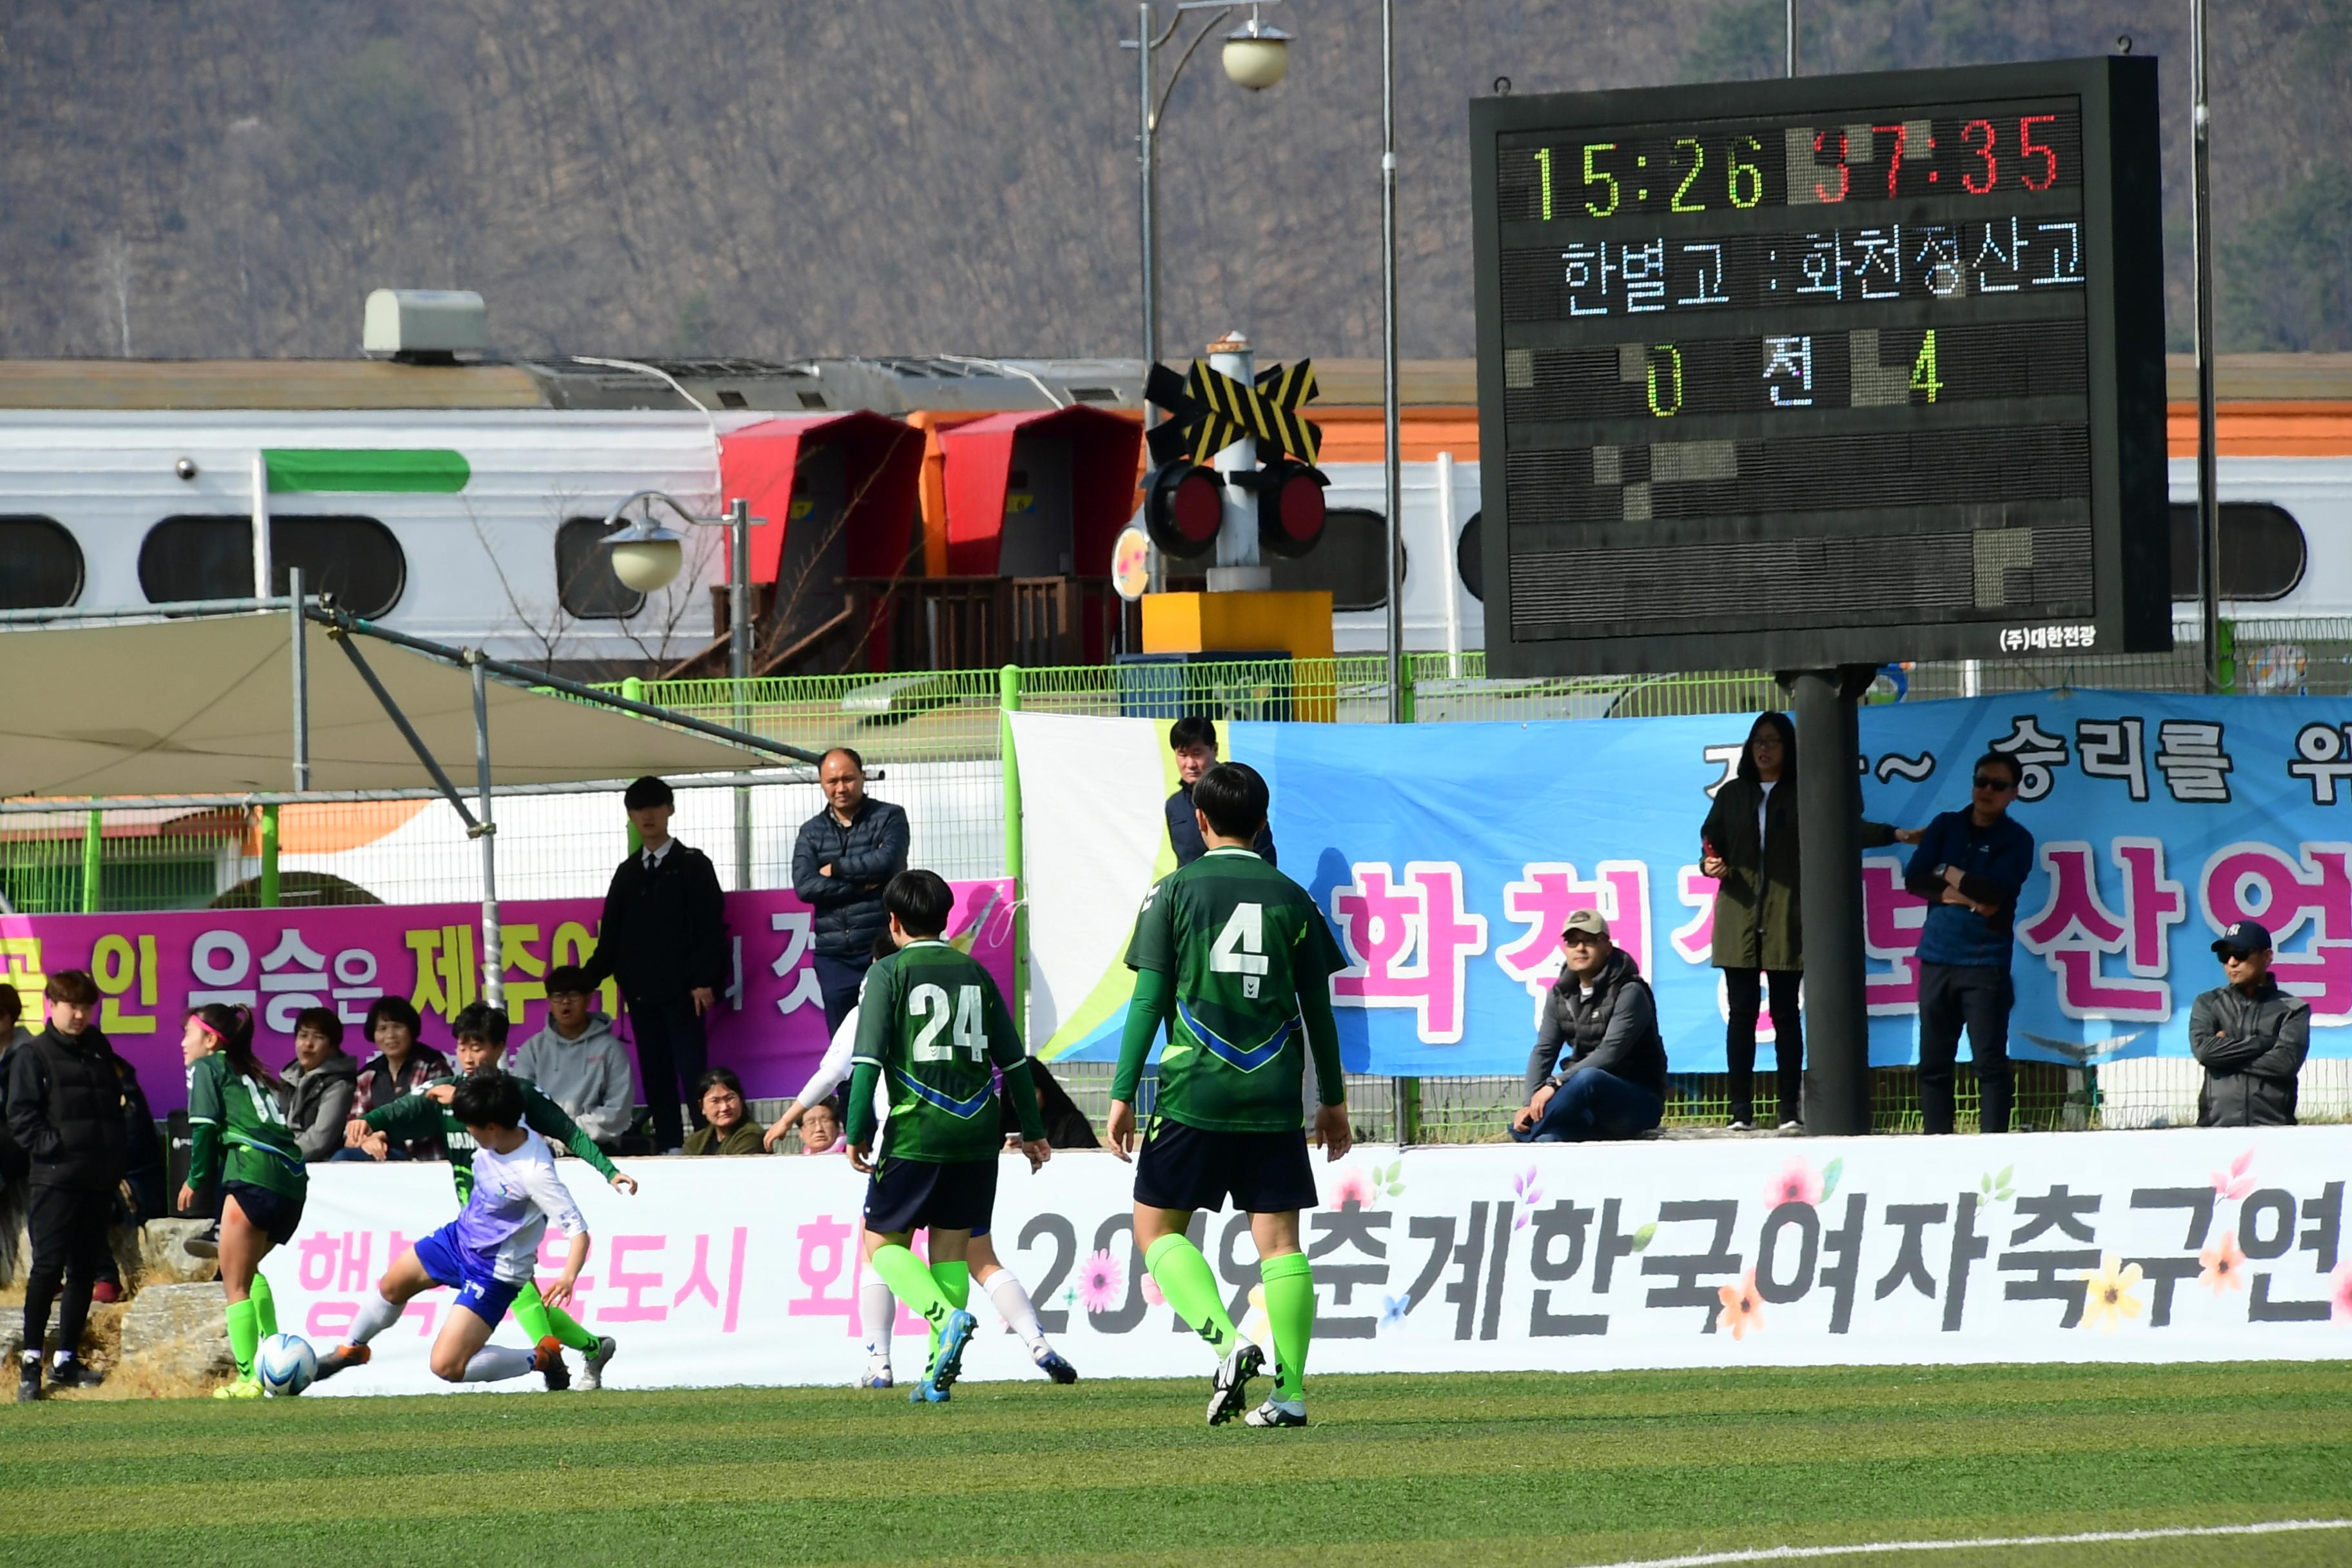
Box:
[186,1052,308,1200]
[848,939,1043,1164]
[1121,846,1348,1133]
[365,1073,619,1204]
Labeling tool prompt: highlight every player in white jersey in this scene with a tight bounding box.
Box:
[313,1072,588,1387]
[761,936,1076,1390]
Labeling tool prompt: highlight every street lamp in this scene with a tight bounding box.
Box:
[598,490,769,888]
[1123,0,1293,384]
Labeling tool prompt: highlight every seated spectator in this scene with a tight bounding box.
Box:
[796,1100,845,1155]
[2191,921,2309,1127]
[683,1068,767,1155]
[1511,910,1667,1143]
[509,966,638,1152]
[340,997,451,1162]
[280,1008,359,1162]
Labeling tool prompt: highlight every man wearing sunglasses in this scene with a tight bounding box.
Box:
[2189,920,2308,1127]
[1903,751,2035,1135]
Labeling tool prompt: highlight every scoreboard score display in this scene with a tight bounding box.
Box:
[1469,57,2170,675]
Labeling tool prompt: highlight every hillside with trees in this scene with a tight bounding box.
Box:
[0,1,2342,365]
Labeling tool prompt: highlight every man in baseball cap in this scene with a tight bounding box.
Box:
[2189,919,2308,1126]
[1509,910,1669,1144]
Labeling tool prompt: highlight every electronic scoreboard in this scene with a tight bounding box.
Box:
[1469,57,2169,674]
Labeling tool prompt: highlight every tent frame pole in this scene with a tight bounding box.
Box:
[326,624,480,831]
[310,605,823,767]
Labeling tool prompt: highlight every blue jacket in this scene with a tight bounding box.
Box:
[1904,808,2035,968]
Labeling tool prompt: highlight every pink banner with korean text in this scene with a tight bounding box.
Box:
[0,881,1014,1112]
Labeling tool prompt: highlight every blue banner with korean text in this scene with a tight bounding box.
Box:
[1234,689,2352,1079]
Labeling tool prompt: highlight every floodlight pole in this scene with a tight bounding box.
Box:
[1381,0,1405,721]
[1787,665,1877,1135]
[2190,0,2222,690]
[469,651,505,1010]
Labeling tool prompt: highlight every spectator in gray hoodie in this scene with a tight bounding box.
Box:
[509,966,639,1151]
[280,1007,360,1162]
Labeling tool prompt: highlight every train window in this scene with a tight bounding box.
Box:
[1457,511,1484,603]
[1267,507,1401,611]
[140,515,406,618]
[0,516,83,609]
[2168,503,2307,602]
[556,517,649,620]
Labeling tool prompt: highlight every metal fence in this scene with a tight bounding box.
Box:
[8,614,2347,1138]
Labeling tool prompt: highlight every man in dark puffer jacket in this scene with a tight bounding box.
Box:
[791,747,910,1035]
[1511,911,1669,1143]
[8,970,128,1400]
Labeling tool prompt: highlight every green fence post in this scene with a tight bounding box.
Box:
[2215,618,2237,694]
[1397,654,1418,725]
[621,677,649,856]
[80,808,102,914]
[1000,664,1026,1033]
[259,805,281,909]
[1395,1076,1422,1146]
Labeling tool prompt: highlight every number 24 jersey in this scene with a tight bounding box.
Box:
[852,939,1028,1164]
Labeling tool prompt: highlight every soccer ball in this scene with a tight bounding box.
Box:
[255,1333,317,1396]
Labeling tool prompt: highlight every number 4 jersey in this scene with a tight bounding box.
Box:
[1124,846,1348,1133]
[849,939,1044,1163]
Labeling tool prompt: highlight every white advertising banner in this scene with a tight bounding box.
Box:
[276,1129,2350,1396]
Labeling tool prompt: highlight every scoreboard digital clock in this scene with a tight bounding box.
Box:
[1469,57,2170,676]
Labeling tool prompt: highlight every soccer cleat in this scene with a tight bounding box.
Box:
[1244,1396,1308,1427]
[184,1222,220,1260]
[577,1336,618,1392]
[914,1309,978,1402]
[15,1357,40,1403]
[859,1351,894,1389]
[309,1342,371,1383]
[1206,1342,1264,1426]
[48,1358,104,1391]
[908,1378,949,1404]
[213,1373,264,1400]
[540,1338,572,1392]
[1032,1345,1079,1385]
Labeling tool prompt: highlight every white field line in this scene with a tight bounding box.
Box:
[1580,1518,2352,1567]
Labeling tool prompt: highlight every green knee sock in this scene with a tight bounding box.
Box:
[225,1297,260,1378]
[513,1282,601,1353]
[1144,1233,1237,1358]
[545,1303,600,1353]
[1260,1251,1315,1404]
[925,1260,971,1364]
[512,1282,556,1345]
[248,1271,279,1339]
[870,1244,955,1329]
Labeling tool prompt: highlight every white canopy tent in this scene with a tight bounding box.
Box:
[0,602,810,1003]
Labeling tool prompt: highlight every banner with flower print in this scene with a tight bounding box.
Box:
[278,1124,2349,1396]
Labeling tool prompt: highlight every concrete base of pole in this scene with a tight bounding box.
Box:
[1787,665,1879,1136]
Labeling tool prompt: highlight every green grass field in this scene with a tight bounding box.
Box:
[3,1362,2349,1567]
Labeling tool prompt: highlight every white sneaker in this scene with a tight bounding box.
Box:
[576,1335,616,1391]
[1727,1119,1754,1132]
[1779,1120,1805,1132]
[1244,1396,1308,1427]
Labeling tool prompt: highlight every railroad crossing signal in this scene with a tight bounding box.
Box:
[1144,357,1323,467]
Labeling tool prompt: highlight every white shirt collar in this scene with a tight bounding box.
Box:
[642,839,674,868]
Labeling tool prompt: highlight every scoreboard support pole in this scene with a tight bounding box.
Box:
[1787,665,1881,1136]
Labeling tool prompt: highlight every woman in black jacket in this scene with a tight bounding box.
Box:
[1700,713,1917,1132]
